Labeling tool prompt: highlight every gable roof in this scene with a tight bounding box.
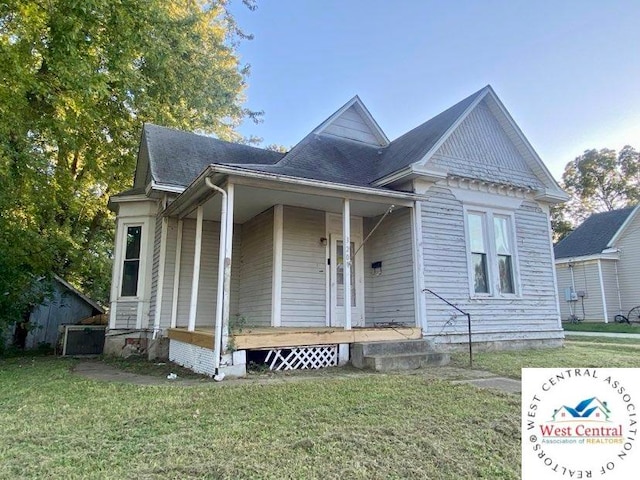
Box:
[127,86,565,200]
[554,206,637,259]
[314,95,389,146]
[53,275,105,313]
[374,87,485,180]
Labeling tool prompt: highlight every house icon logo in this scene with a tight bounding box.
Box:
[551,397,611,423]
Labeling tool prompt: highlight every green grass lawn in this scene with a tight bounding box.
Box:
[563,321,640,333]
[450,337,640,379]
[2,339,638,479]
[0,356,519,480]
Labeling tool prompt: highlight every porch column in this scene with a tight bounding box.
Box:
[411,202,428,333]
[343,198,352,330]
[188,206,204,332]
[221,183,235,351]
[170,219,183,328]
[271,204,283,327]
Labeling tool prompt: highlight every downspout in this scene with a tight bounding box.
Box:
[205,176,227,377]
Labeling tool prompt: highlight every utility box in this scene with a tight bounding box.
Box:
[564,287,578,302]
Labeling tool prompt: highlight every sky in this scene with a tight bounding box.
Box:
[230,0,640,181]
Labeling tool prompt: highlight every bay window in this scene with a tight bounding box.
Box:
[121,225,142,297]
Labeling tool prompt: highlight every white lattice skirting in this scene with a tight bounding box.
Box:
[265,345,338,371]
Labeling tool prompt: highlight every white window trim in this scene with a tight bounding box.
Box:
[463,206,521,299]
[114,218,151,301]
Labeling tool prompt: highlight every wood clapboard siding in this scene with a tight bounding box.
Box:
[431,100,543,189]
[601,259,622,318]
[114,301,138,329]
[322,105,380,145]
[281,206,326,327]
[238,208,273,326]
[162,218,241,330]
[615,217,640,313]
[421,188,560,335]
[148,214,163,324]
[364,208,415,326]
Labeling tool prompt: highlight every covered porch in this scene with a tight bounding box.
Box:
[155,165,425,376]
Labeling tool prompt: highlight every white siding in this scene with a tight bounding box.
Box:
[601,259,622,319]
[159,217,178,329]
[364,208,415,326]
[322,105,381,145]
[554,261,604,322]
[238,208,274,326]
[114,301,138,329]
[148,214,163,323]
[615,217,640,313]
[555,264,574,321]
[281,206,326,326]
[421,187,560,338]
[431,100,543,189]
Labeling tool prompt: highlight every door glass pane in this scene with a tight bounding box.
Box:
[336,241,356,307]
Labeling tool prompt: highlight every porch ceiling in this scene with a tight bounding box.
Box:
[186,184,405,222]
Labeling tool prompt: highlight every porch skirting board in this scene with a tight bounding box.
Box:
[169,339,247,377]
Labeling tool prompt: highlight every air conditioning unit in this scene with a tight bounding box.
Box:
[60,325,106,356]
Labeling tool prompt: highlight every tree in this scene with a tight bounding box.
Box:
[552,146,640,241]
[0,0,258,330]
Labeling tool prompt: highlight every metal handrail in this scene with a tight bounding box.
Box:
[423,288,473,367]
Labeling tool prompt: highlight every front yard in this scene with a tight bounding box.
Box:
[1,338,639,479]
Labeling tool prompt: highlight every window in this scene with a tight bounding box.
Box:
[493,215,514,294]
[466,210,517,296]
[121,226,142,297]
[468,213,489,293]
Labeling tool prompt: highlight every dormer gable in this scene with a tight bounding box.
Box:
[314,96,389,147]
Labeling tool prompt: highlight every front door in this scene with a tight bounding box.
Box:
[330,235,364,327]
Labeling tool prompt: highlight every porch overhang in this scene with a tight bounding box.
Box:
[162,164,420,221]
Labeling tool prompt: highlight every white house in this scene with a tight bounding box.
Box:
[554,205,640,323]
[107,86,568,377]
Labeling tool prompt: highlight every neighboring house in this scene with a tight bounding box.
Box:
[7,275,105,350]
[554,205,640,323]
[107,85,568,377]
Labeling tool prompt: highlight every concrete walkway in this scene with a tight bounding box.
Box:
[565,331,640,339]
[73,360,521,394]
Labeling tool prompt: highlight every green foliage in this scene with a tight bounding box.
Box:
[0,1,257,327]
[553,146,639,239]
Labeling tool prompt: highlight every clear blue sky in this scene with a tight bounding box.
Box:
[231,0,640,180]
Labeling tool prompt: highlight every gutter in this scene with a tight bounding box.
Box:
[204,176,228,381]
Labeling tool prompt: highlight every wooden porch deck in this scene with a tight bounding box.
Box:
[167,326,422,350]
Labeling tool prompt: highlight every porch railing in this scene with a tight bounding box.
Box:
[423,289,473,368]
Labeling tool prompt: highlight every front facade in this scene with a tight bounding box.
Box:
[108,86,568,376]
[554,205,640,322]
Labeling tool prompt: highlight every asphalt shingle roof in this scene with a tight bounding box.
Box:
[553,206,636,259]
[136,86,545,193]
[143,124,285,188]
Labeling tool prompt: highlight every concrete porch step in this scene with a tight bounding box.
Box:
[351,339,450,371]
[362,351,450,372]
